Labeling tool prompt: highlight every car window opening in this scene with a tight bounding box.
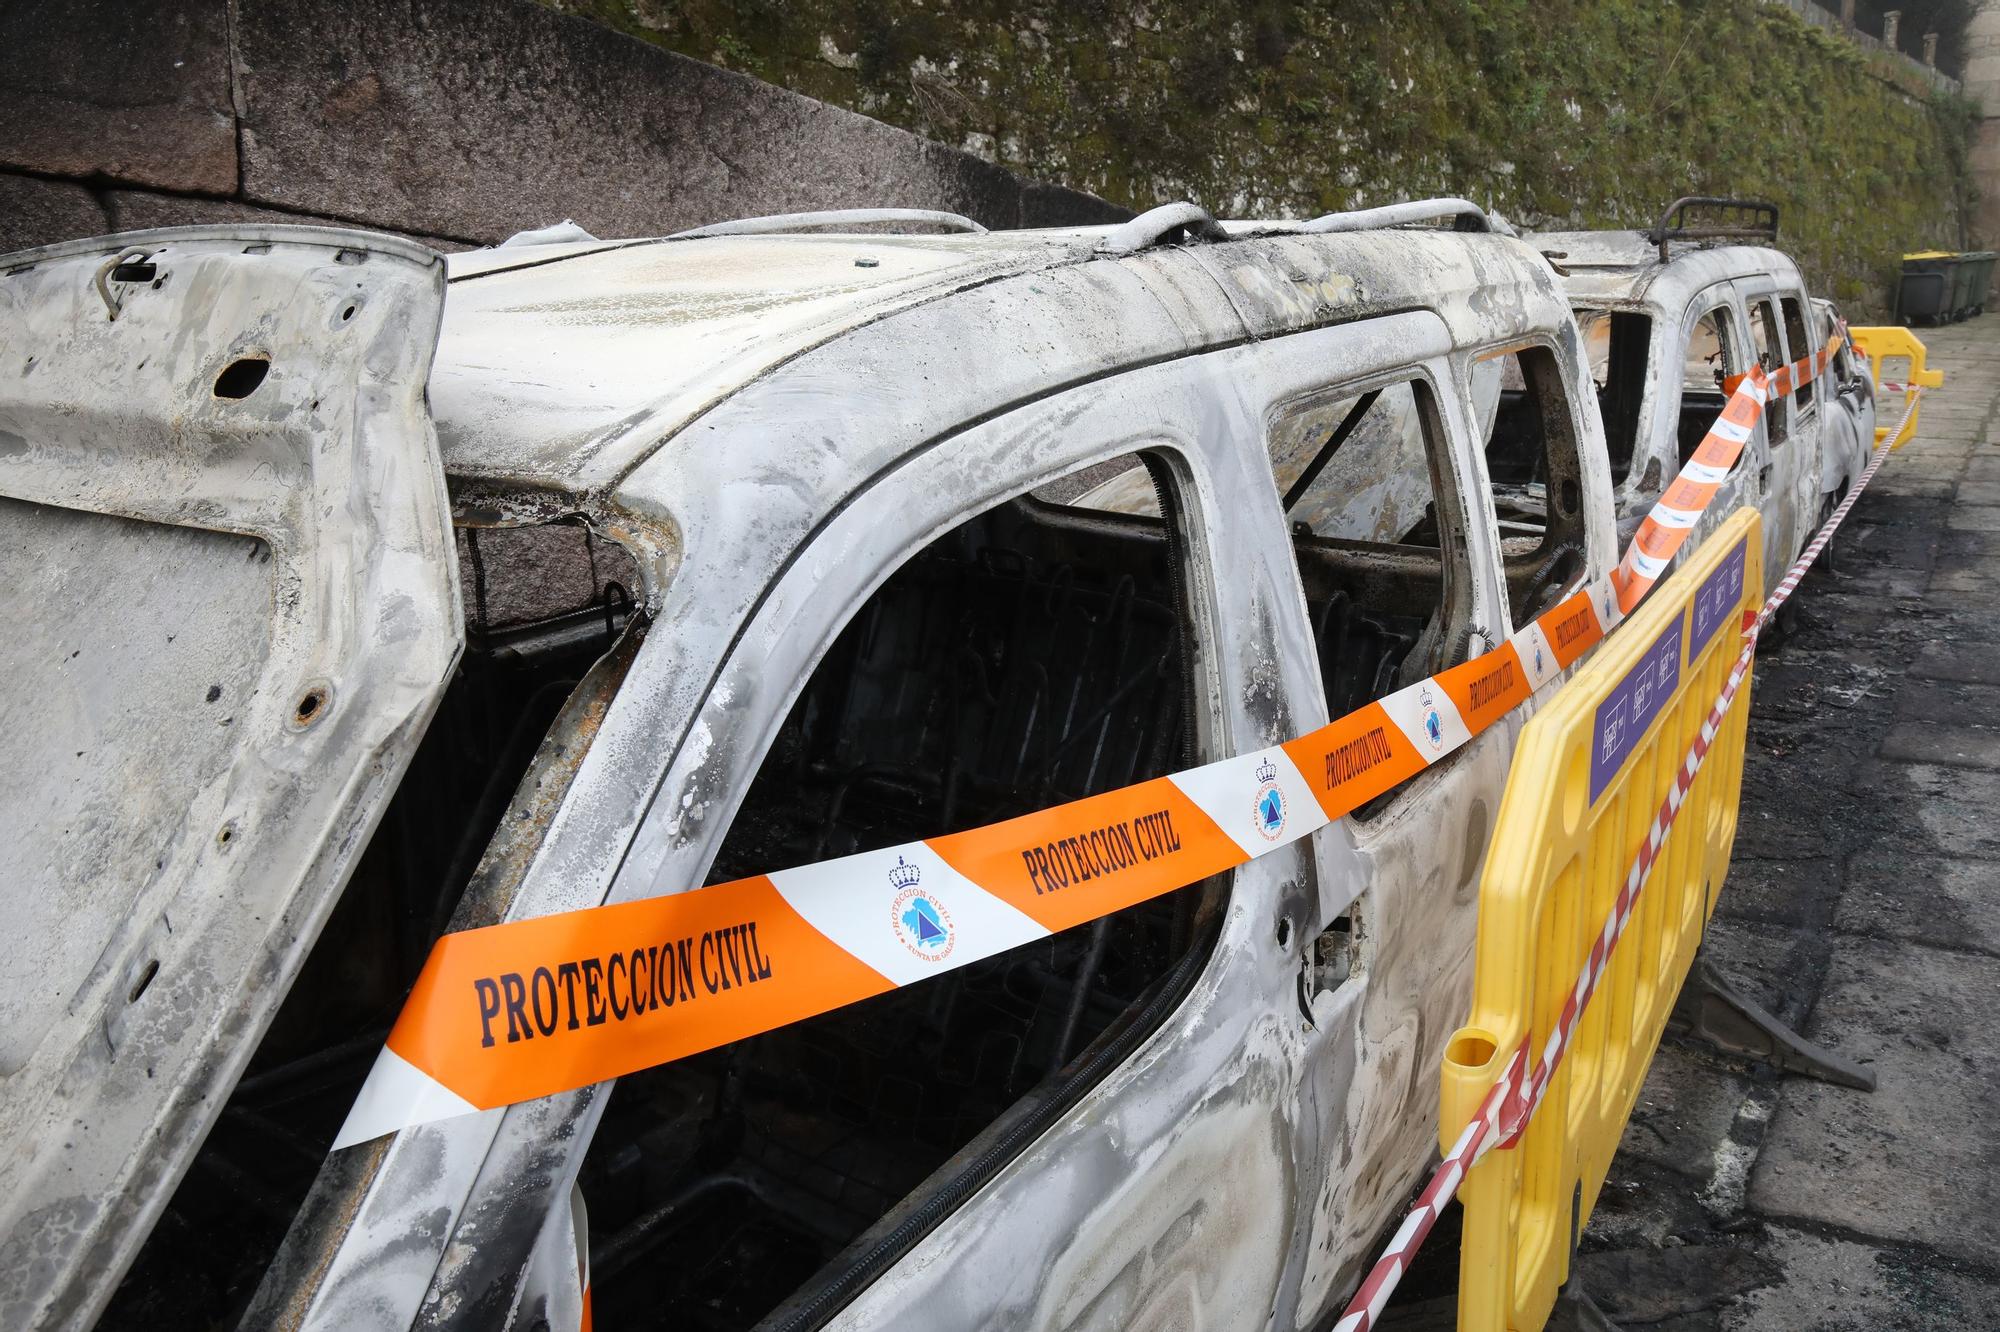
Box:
[1678,307,1737,466]
[1751,298,1790,443]
[102,521,645,1326]
[1283,387,1385,513]
[1282,378,1465,700]
[576,462,1225,1330]
[1470,345,1591,627]
[1256,375,1474,821]
[1575,310,1652,484]
[1780,295,1815,410]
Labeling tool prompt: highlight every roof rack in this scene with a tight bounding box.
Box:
[669,208,987,240]
[1289,197,1492,235]
[1100,197,1498,257]
[1095,203,1231,255]
[1647,196,1779,263]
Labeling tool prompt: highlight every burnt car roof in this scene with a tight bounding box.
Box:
[1528,230,1805,310]
[430,224,1575,510]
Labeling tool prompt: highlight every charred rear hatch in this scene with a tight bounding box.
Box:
[0,227,461,1330]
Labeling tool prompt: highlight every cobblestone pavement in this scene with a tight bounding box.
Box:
[1373,318,2000,1331]
[1577,318,2000,1329]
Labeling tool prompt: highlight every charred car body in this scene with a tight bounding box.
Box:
[1,201,1625,1330]
[1533,198,1875,596]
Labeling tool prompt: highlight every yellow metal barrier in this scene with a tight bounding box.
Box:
[1849,325,1943,449]
[1439,508,1763,1332]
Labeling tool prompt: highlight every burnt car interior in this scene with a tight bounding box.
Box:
[1678,307,1737,465]
[1281,378,1470,715]
[1477,345,1591,626]
[577,457,1223,1330]
[1579,310,1653,484]
[105,521,642,1325]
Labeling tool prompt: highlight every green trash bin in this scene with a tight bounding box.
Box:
[1899,251,1959,326]
[1961,252,1997,318]
[1949,251,1987,320]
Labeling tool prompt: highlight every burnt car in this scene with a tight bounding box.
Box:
[1533,198,1870,597]
[1,201,1623,1330]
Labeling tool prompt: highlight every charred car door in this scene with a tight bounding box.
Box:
[1740,284,1809,586]
[1813,300,1874,506]
[0,227,461,1331]
[698,320,1381,1332]
[1657,284,1767,587]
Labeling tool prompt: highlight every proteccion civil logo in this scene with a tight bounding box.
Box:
[1252,756,1287,841]
[1419,684,1446,753]
[888,856,956,962]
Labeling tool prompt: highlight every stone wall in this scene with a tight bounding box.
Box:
[0,0,1124,256]
[1765,0,1963,92]
[1964,0,2000,245]
[552,0,1980,313]
[3,0,1982,312]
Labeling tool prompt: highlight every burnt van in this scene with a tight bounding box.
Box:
[1532,198,1875,597]
[1,200,1622,1330]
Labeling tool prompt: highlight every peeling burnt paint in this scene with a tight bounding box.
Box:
[10,216,1634,1331]
[269,224,1618,1332]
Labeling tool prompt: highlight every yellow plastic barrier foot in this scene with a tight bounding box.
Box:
[1666,950,1877,1091]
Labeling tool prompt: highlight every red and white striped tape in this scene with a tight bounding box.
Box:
[1329,387,1921,1329]
[1331,1041,1529,1332]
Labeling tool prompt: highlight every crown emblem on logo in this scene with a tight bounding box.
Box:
[888,855,922,890]
[1254,757,1277,785]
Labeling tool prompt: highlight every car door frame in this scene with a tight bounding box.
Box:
[1813,300,1872,502]
[1735,278,1811,587]
[819,306,1522,1332]
[1641,283,1771,587]
[1775,283,1826,558]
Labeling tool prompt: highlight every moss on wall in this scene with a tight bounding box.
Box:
[548,0,1975,313]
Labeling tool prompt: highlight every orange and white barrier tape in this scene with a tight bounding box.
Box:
[1613,335,1842,611]
[1330,383,1920,1331]
[332,337,1844,1151]
[332,570,1622,1146]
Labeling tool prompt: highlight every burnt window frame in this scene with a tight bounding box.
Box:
[1259,360,1484,819]
[1571,307,1654,487]
[1464,336,1595,634]
[568,434,1232,1330]
[1673,295,1745,467]
[1780,293,1817,411]
[1748,295,1792,445]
